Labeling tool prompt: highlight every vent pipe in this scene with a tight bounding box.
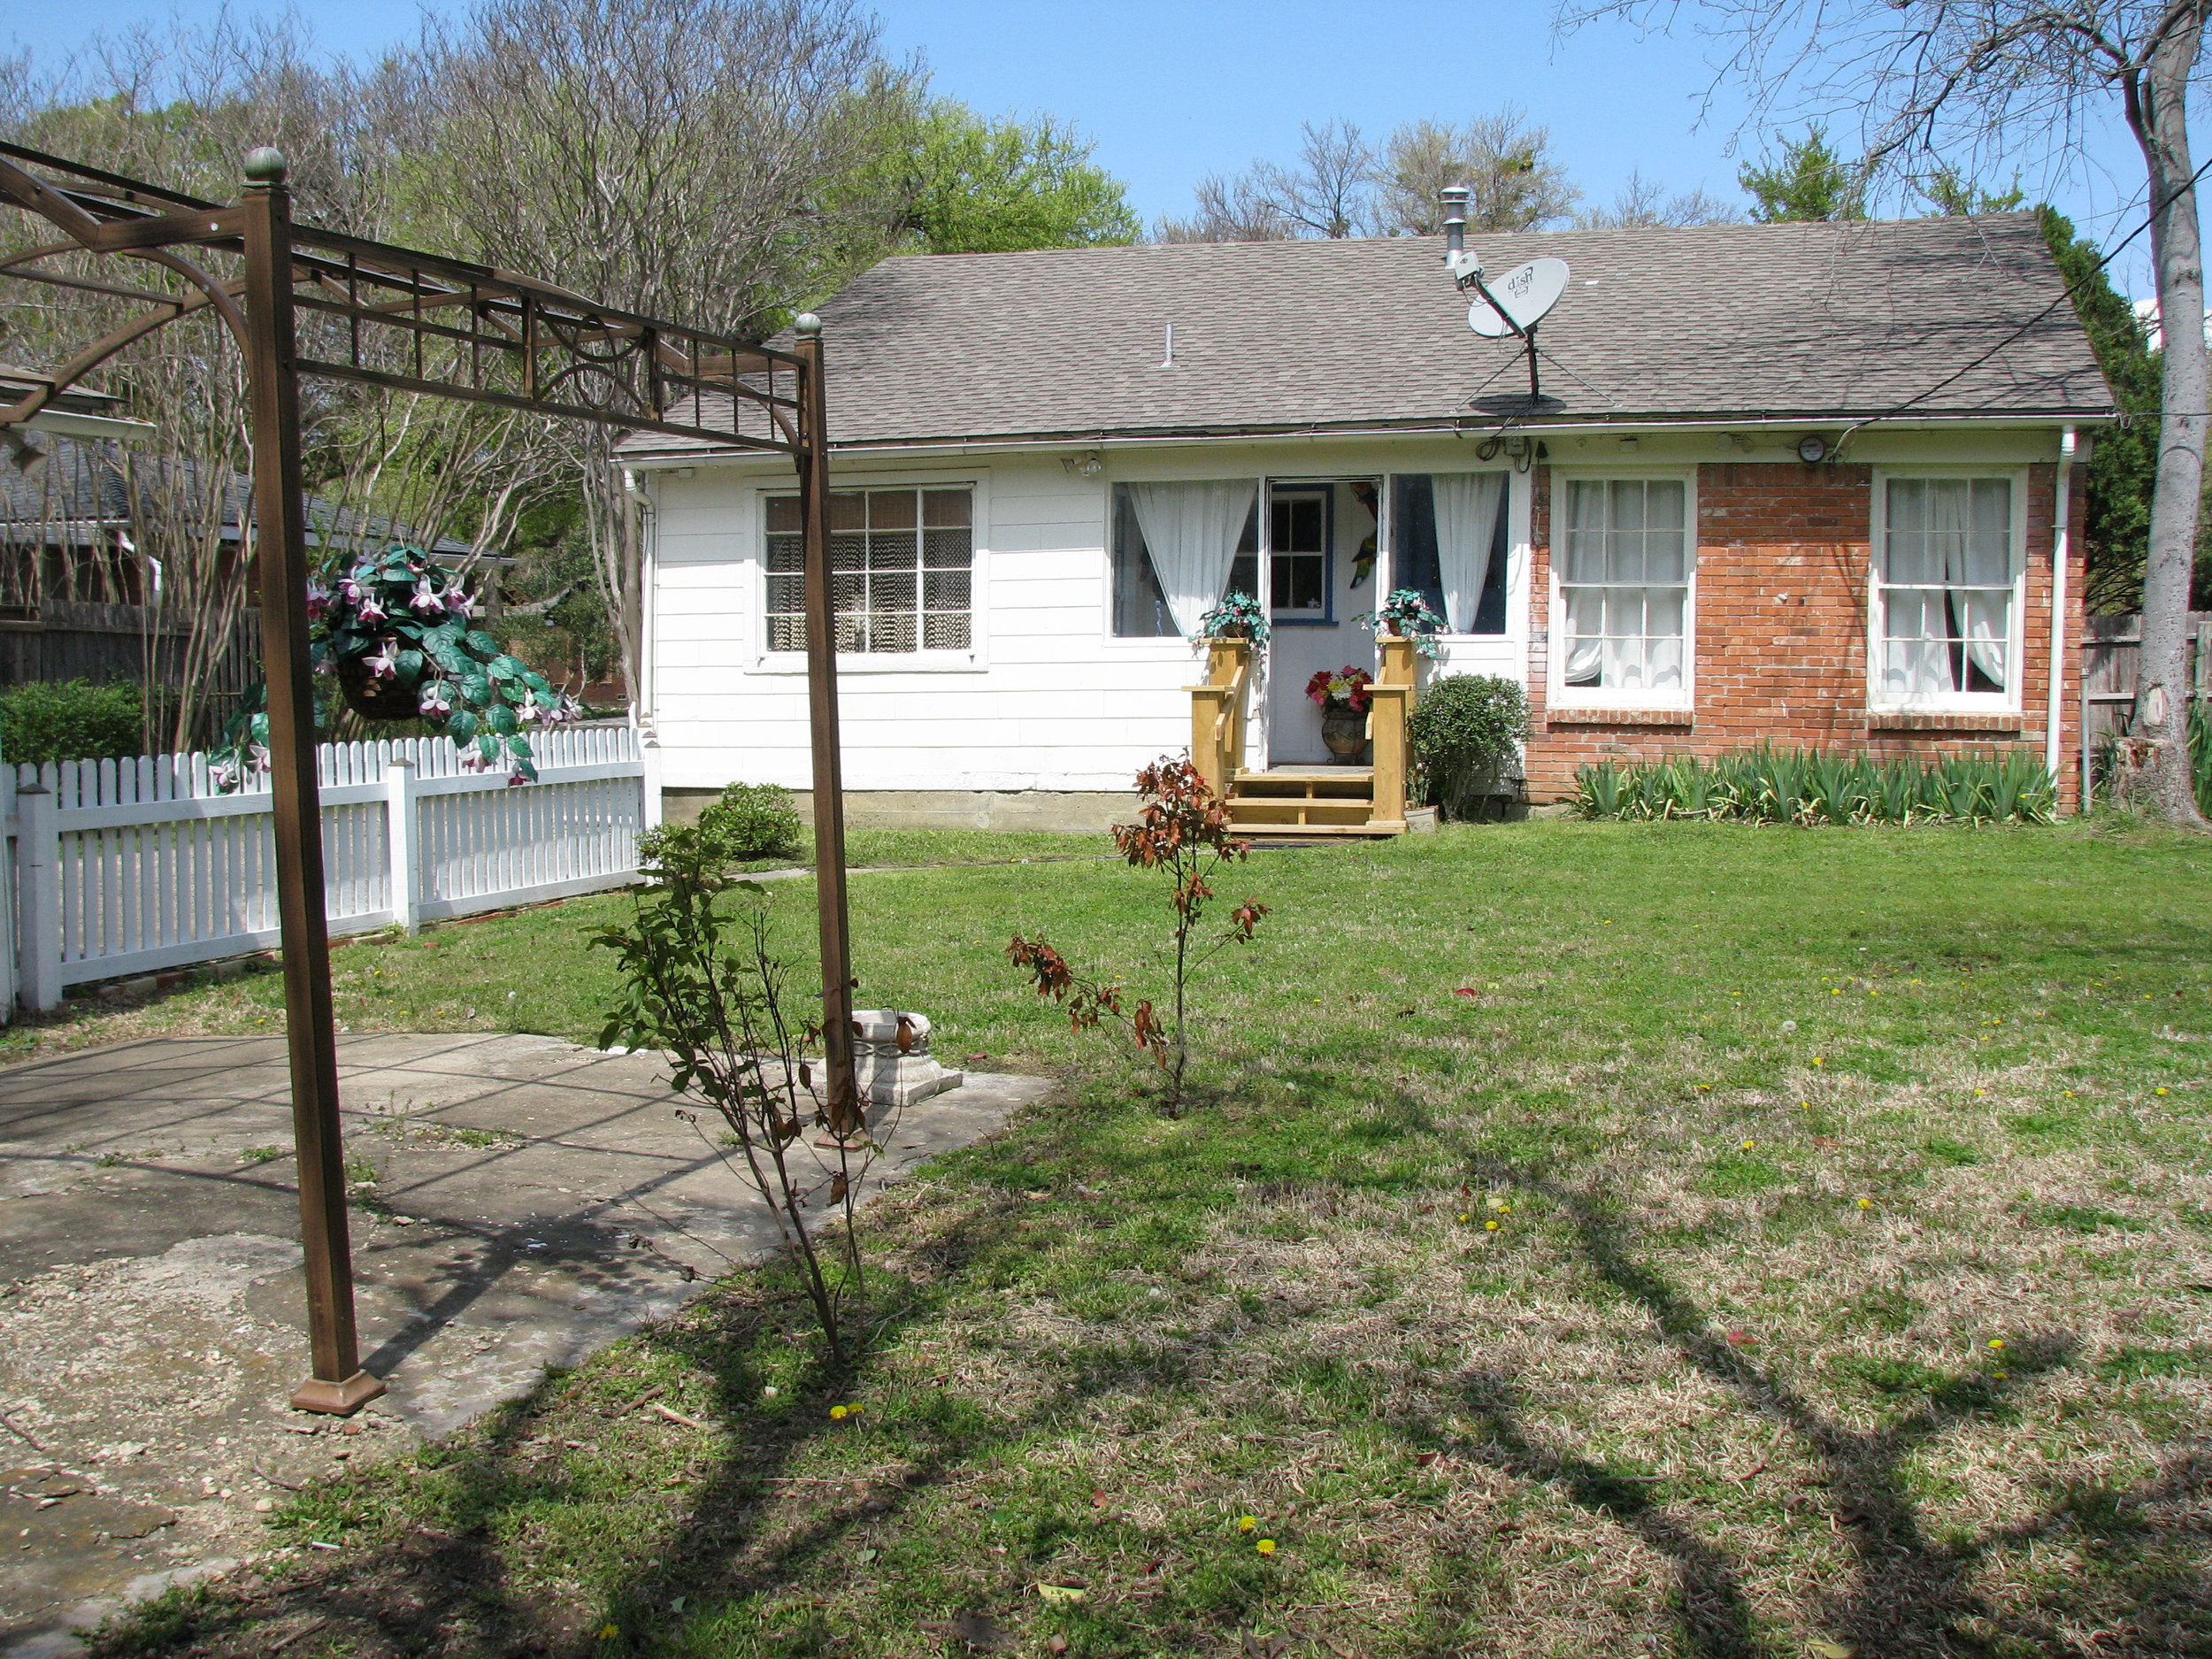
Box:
[1440,186,1470,263]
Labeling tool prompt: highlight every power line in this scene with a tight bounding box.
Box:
[1839,150,2212,448]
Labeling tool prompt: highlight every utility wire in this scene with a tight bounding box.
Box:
[1839,149,2212,449]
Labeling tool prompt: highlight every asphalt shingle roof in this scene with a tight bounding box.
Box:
[623,212,2116,458]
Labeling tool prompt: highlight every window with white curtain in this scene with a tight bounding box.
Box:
[1874,476,2017,705]
[1556,477,1692,700]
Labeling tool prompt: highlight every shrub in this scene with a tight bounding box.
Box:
[1572,747,2055,826]
[0,680,145,765]
[1408,674,1530,820]
[640,780,805,871]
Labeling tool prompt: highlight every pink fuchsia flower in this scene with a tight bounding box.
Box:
[362,641,399,680]
[418,680,454,717]
[506,769,528,787]
[356,594,388,623]
[410,580,446,618]
[305,582,334,621]
[446,588,473,619]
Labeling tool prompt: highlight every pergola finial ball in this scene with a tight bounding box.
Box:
[794,312,823,337]
[243,147,289,185]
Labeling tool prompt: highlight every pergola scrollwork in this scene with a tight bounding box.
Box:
[0,141,862,1415]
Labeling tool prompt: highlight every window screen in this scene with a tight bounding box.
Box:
[765,487,972,653]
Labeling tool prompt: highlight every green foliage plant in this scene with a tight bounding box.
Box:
[1195,591,1271,646]
[211,547,579,790]
[593,833,868,1365]
[893,102,1140,253]
[639,780,805,872]
[0,680,145,766]
[1572,746,2055,826]
[1739,128,1863,222]
[1355,588,1449,658]
[1008,757,1268,1113]
[2040,207,2162,613]
[1407,674,1531,820]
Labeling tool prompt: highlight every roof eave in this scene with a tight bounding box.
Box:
[619,404,2120,466]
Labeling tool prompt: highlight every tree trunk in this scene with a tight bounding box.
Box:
[2128,21,2212,827]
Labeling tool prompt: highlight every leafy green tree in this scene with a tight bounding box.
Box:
[2040,207,2161,614]
[1739,128,1862,221]
[1920,166,2025,214]
[891,102,1138,253]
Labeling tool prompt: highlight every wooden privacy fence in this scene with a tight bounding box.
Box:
[2078,612,2212,805]
[4,721,660,1012]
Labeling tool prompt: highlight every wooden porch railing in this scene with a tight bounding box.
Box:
[1188,638,1252,796]
[1365,634,1417,831]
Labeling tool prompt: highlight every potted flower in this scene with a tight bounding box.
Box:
[211,545,579,789]
[1306,666,1374,763]
[1194,591,1270,645]
[1355,588,1448,658]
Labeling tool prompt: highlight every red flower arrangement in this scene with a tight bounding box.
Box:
[1305,666,1373,711]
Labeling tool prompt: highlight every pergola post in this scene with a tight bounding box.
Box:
[239,149,383,1416]
[791,315,862,1138]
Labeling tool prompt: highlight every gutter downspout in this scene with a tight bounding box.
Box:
[2049,426,2076,797]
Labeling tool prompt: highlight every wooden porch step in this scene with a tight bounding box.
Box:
[1229,800,1377,826]
[1237,822,1406,841]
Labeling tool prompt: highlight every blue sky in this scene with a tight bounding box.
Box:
[4,0,2162,291]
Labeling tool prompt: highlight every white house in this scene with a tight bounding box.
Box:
[620,215,2113,833]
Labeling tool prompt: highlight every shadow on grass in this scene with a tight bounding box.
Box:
[1415,1146,2212,1658]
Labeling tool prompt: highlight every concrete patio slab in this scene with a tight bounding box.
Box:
[0,1033,1049,1649]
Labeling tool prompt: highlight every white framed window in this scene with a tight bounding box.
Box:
[1551,473,1694,706]
[764,484,973,656]
[1871,472,2023,710]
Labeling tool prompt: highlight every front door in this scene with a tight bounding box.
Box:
[1262,478,1379,766]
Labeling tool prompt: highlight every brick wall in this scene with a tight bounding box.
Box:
[1521,459,2086,805]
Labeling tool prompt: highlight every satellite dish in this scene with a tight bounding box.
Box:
[1468,257,1570,337]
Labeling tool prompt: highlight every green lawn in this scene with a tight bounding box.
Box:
[74,819,2212,1659]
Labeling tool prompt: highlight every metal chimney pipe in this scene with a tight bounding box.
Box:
[1440,186,1470,261]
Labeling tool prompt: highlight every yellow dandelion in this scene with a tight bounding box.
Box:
[2063,1090,2076,1098]
[829,1405,848,1420]
[1256,1539,1277,1555]
[1857,1198,1873,1210]
[599,1626,619,1642]
[1800,1102,1811,1110]
[1812,1056,1825,1066]
[1988,1338,2005,1351]
[1457,1212,1471,1223]
[1832,988,1842,996]
[1238,1516,1257,1532]
[1486,1219,1500,1232]
[2155,1087,2170,1096]
[1993,1370,2008,1379]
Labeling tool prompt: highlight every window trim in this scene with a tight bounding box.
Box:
[1263,480,1337,626]
[1546,466,1699,711]
[1381,468,1517,641]
[1867,467,2027,715]
[749,473,988,674]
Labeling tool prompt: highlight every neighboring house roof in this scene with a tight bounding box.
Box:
[622,212,2116,460]
[0,435,480,557]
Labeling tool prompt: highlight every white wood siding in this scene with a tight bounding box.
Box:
[643,428,2064,794]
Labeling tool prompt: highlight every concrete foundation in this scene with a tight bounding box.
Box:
[663,787,1137,834]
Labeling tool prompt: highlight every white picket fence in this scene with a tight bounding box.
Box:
[3,722,661,1012]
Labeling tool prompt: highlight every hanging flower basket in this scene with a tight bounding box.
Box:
[208,544,580,792]
[1194,591,1271,646]
[336,653,426,722]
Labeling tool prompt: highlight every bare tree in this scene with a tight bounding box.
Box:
[1153,173,1295,242]
[1559,0,2210,828]
[1376,109,1581,233]
[395,0,917,708]
[1154,119,1375,242]
[1574,170,1740,227]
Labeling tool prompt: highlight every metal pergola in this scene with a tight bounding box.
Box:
[0,142,863,1413]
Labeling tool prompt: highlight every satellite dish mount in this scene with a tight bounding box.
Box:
[1440,186,1566,403]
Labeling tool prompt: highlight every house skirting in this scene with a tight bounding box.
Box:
[662,787,1139,835]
